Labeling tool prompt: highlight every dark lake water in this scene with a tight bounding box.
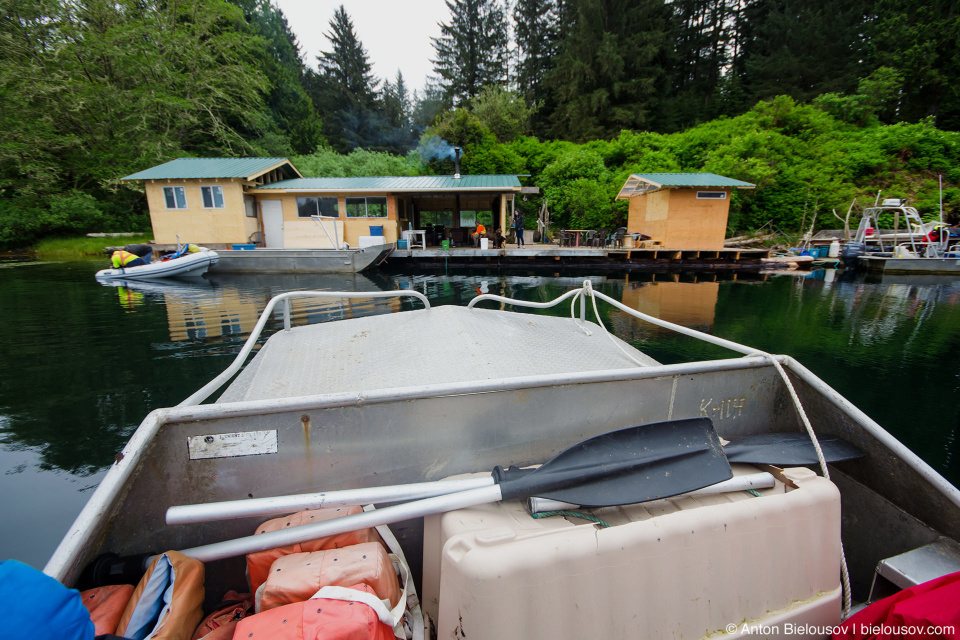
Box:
[2,260,959,569]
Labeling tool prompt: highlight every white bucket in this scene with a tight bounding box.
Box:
[480,238,489,250]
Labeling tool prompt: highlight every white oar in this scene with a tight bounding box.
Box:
[167,432,859,526]
[166,476,494,525]
[163,418,732,563]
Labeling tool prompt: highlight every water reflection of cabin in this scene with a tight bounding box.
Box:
[121,158,523,249]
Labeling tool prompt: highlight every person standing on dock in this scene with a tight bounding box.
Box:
[514,211,525,247]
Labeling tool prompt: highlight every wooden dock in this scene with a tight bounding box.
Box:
[386,245,777,272]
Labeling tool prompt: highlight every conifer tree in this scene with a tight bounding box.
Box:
[431,0,510,106]
[544,0,674,140]
[231,0,324,153]
[867,0,960,130]
[380,71,415,153]
[660,0,732,131]
[735,0,867,106]
[314,4,380,152]
[513,0,559,108]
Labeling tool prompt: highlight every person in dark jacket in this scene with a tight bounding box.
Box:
[513,212,525,247]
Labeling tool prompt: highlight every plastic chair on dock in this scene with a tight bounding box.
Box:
[611,228,626,248]
[592,229,609,248]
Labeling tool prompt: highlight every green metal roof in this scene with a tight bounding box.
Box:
[121,158,296,181]
[617,172,755,199]
[636,173,755,187]
[255,175,522,192]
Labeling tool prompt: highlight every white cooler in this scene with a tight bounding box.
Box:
[423,465,842,640]
[358,235,385,248]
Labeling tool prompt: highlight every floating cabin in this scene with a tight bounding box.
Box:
[617,173,755,250]
[121,158,525,249]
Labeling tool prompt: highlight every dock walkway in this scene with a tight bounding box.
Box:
[388,244,775,272]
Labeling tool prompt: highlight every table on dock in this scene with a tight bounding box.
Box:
[564,230,594,247]
[402,230,426,249]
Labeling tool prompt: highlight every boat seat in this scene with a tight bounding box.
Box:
[868,537,960,602]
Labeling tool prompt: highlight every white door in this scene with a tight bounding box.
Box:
[261,200,284,248]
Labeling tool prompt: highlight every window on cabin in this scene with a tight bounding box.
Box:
[345,197,387,218]
[201,185,225,209]
[419,211,455,227]
[696,191,726,200]
[296,196,339,218]
[163,186,187,209]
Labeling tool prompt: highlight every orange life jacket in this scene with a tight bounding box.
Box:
[257,542,401,614]
[115,551,204,640]
[81,584,135,636]
[190,590,253,640]
[246,507,384,595]
[234,584,395,640]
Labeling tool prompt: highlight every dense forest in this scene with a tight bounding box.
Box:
[1,0,958,247]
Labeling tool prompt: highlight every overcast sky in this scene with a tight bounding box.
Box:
[273,0,451,95]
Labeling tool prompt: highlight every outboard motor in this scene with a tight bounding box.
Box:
[840,242,866,269]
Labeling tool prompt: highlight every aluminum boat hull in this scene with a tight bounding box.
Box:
[44,285,960,630]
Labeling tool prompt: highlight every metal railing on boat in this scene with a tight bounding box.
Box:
[181,281,780,408]
[180,290,430,406]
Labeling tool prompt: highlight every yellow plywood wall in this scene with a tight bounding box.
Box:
[625,189,731,250]
[146,179,250,245]
[264,194,400,248]
[627,191,668,243]
[662,189,730,249]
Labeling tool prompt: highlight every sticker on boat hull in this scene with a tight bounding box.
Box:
[188,430,278,460]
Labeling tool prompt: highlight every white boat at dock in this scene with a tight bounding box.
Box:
[94,247,219,281]
[841,197,955,272]
[44,282,960,638]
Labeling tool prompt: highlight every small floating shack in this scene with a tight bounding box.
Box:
[616,173,755,249]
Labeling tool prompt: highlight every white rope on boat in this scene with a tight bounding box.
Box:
[745,349,853,619]
[572,281,652,368]
[576,280,853,618]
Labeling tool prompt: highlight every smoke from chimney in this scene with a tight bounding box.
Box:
[454,146,461,179]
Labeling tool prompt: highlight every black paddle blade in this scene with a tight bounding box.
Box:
[723,433,864,466]
[495,417,732,507]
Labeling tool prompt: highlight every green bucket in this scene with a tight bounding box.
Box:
[441,240,450,250]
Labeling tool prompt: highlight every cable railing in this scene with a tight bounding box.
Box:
[179,290,430,406]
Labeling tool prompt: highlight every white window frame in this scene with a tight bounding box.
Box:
[696,191,727,200]
[163,186,187,210]
[201,185,225,209]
